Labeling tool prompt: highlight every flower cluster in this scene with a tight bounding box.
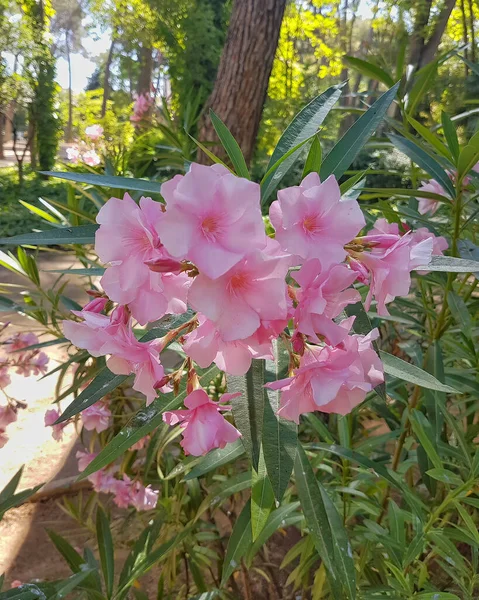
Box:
[76,450,158,511]
[66,124,104,167]
[131,94,153,123]
[1,329,50,448]
[61,164,448,456]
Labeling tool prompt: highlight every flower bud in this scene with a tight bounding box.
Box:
[144,257,183,274]
[83,297,108,313]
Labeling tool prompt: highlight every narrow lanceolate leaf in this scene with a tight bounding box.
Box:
[318,481,356,599]
[40,171,163,195]
[79,366,220,478]
[183,439,244,481]
[209,110,250,179]
[388,133,455,197]
[221,500,253,585]
[380,351,458,394]
[294,446,343,598]
[251,449,274,541]
[302,135,322,178]
[228,360,265,471]
[263,338,297,502]
[441,112,460,161]
[261,84,344,203]
[343,56,395,87]
[413,255,479,273]
[0,467,23,503]
[96,507,114,598]
[56,368,129,423]
[0,224,99,246]
[447,291,473,337]
[320,82,400,181]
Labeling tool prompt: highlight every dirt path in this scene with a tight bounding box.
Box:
[0,252,96,586]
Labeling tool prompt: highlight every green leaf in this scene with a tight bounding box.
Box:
[209,110,250,179]
[79,366,220,478]
[302,134,322,178]
[51,569,96,599]
[414,255,479,273]
[96,507,114,598]
[0,224,99,246]
[407,60,438,117]
[294,445,342,597]
[0,484,43,517]
[344,56,395,87]
[261,84,344,203]
[441,112,460,161]
[379,351,458,393]
[263,338,297,502]
[47,530,85,572]
[56,368,128,423]
[47,267,105,276]
[414,594,461,600]
[187,134,232,170]
[388,133,455,197]
[183,439,244,481]
[40,171,163,195]
[19,200,61,224]
[426,468,463,487]
[409,410,442,470]
[447,291,473,337]
[320,82,400,180]
[228,360,265,471]
[0,467,23,504]
[454,502,479,544]
[318,481,356,599]
[221,500,253,585]
[251,450,274,541]
[360,187,449,201]
[457,130,479,181]
[406,116,452,161]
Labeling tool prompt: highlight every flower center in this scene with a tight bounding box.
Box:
[201,215,221,241]
[302,214,322,235]
[227,271,250,295]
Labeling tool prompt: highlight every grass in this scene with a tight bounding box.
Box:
[0,166,68,238]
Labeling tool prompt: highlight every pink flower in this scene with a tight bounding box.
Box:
[188,239,290,342]
[131,94,152,122]
[81,402,112,432]
[0,367,11,389]
[158,163,267,279]
[0,432,8,448]
[83,150,101,167]
[269,173,365,268]
[267,330,384,423]
[95,193,189,325]
[130,435,149,451]
[44,409,67,441]
[410,227,448,274]
[4,332,38,353]
[66,146,80,163]
[76,450,97,472]
[129,479,159,511]
[63,305,167,405]
[163,389,241,456]
[0,405,17,429]
[85,124,104,140]
[293,259,360,345]
[417,179,445,215]
[10,581,22,589]
[16,351,49,377]
[76,450,117,493]
[111,477,132,508]
[82,297,108,313]
[183,315,277,376]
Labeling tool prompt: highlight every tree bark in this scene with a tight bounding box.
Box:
[66,30,73,142]
[101,37,115,118]
[417,0,456,69]
[137,45,153,96]
[198,0,287,166]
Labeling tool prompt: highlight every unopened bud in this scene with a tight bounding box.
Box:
[83,297,108,313]
[291,331,305,356]
[144,257,183,274]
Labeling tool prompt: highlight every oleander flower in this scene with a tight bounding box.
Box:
[163,389,241,456]
[269,172,365,268]
[417,179,446,215]
[83,149,101,167]
[158,163,267,279]
[85,124,104,140]
[81,402,112,433]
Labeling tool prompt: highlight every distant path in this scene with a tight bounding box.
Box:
[0,142,72,168]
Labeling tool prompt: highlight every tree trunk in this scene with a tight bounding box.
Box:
[66,31,73,142]
[417,0,456,69]
[468,0,476,62]
[408,0,433,69]
[137,45,153,97]
[101,38,115,118]
[29,118,37,170]
[0,114,5,160]
[198,0,287,166]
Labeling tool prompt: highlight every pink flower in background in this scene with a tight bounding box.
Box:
[44,408,67,441]
[269,173,365,268]
[111,477,132,508]
[85,124,104,140]
[83,149,101,167]
[183,315,276,376]
[76,450,97,472]
[188,239,290,342]
[95,193,189,324]
[130,435,149,451]
[293,259,360,345]
[158,163,267,279]
[4,332,38,353]
[0,432,8,448]
[0,405,16,429]
[163,389,241,456]
[76,450,117,493]
[129,479,159,511]
[417,179,445,215]
[66,146,80,163]
[267,329,384,423]
[131,94,153,122]
[81,402,112,432]
[10,581,22,589]
[0,366,11,389]
[16,351,49,377]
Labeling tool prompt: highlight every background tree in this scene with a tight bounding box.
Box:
[199,0,288,165]
[51,0,87,141]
